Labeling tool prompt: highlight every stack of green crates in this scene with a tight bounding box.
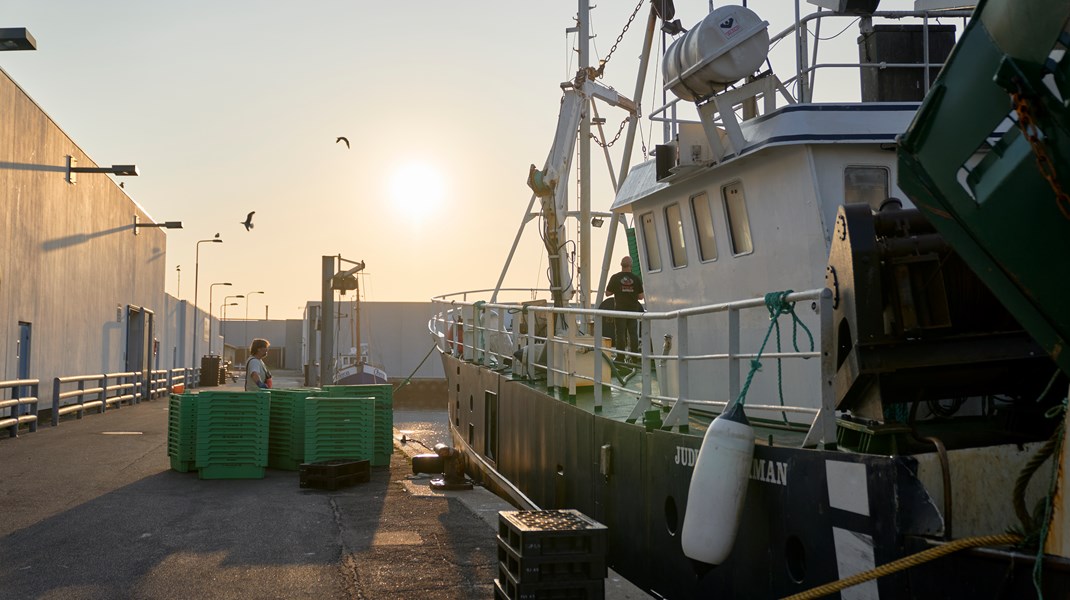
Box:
[304,395,376,464]
[167,394,197,472]
[267,388,320,470]
[194,390,270,479]
[323,384,393,467]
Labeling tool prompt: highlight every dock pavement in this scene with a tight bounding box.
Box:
[0,370,651,599]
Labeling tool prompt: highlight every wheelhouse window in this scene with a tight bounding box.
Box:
[690,191,718,262]
[722,181,753,256]
[845,166,890,211]
[665,202,688,268]
[639,211,662,272]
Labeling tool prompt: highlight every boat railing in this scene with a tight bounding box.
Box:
[0,378,40,438]
[430,287,836,449]
[648,7,973,135]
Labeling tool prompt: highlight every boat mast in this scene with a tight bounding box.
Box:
[579,0,592,309]
[354,276,361,365]
[595,5,658,304]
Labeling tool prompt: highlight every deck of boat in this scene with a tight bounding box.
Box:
[497,360,814,448]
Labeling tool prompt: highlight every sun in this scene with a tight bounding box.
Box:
[388,162,445,219]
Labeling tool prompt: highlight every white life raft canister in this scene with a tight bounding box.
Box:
[681,401,755,564]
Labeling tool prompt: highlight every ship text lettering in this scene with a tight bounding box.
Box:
[750,458,788,486]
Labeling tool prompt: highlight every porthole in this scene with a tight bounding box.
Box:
[785,535,806,583]
[664,496,679,536]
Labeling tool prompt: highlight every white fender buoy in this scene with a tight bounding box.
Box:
[681,401,755,564]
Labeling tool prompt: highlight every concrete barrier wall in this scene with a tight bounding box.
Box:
[391,378,447,410]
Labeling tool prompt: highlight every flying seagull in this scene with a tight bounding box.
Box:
[241,211,255,231]
[336,136,350,149]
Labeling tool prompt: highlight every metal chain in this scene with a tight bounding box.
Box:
[1011,89,1070,219]
[591,118,630,148]
[599,0,647,75]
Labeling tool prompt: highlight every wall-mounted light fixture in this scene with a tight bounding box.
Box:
[0,28,37,51]
[133,215,183,235]
[67,156,139,184]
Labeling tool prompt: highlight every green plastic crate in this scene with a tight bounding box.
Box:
[167,394,198,472]
[320,385,393,467]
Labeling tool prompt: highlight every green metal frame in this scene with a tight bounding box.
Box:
[898,0,1070,376]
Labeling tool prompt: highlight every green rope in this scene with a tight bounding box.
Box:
[392,344,438,393]
[1033,397,1067,599]
[736,291,814,415]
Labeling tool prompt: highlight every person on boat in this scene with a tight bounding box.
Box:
[597,295,617,349]
[605,256,644,361]
[245,338,272,390]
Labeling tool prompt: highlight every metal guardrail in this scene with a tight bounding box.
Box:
[51,367,202,427]
[52,372,140,426]
[169,367,191,393]
[430,287,837,449]
[0,368,202,434]
[1,378,40,437]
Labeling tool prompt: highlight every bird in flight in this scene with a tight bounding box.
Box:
[241,212,255,231]
[336,136,350,149]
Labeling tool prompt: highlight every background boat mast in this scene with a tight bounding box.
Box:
[579,0,592,309]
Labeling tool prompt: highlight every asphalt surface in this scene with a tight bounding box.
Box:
[0,372,651,599]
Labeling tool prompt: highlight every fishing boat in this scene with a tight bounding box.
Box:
[303,257,389,387]
[334,343,389,386]
[431,1,1070,598]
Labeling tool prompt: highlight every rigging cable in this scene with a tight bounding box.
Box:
[392,343,438,394]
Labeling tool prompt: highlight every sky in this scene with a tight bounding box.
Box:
[1,0,931,319]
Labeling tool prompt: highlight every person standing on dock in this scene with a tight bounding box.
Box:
[245,338,272,390]
[605,256,644,362]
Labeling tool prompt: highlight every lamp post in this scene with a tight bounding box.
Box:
[192,235,222,367]
[244,291,265,347]
[208,282,232,355]
[176,265,181,299]
[220,300,241,359]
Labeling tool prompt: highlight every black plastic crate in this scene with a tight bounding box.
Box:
[498,510,608,558]
[298,471,370,490]
[496,571,605,600]
[498,539,607,583]
[299,458,369,478]
[299,459,370,489]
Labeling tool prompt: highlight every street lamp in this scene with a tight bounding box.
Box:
[208,282,232,355]
[220,300,241,359]
[245,291,265,346]
[0,28,37,51]
[66,156,139,184]
[192,235,222,367]
[133,215,182,235]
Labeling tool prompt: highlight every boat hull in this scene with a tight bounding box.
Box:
[444,353,1070,599]
[333,364,388,386]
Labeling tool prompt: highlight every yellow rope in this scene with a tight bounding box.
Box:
[781,533,1024,600]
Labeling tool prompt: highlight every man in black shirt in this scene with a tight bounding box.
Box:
[605,256,644,360]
